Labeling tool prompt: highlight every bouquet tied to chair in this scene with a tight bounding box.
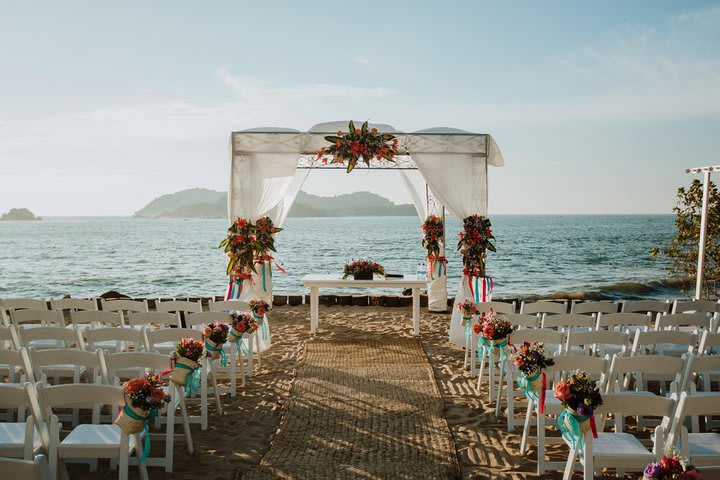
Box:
[514,341,554,414]
[554,372,603,450]
[116,373,170,435]
[203,322,229,366]
[171,338,205,393]
[227,312,259,355]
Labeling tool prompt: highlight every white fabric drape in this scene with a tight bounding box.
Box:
[398,170,448,312]
[413,153,489,346]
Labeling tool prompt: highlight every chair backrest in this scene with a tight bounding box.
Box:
[596,312,651,330]
[502,313,538,329]
[546,355,608,386]
[668,391,720,448]
[103,351,171,384]
[1,309,8,326]
[35,382,124,419]
[606,354,685,392]
[507,329,564,353]
[565,330,630,356]
[541,313,595,330]
[656,313,710,331]
[127,311,181,329]
[621,300,670,315]
[595,392,675,423]
[10,309,62,327]
[208,300,251,312]
[100,298,149,313]
[476,301,515,315]
[698,331,720,355]
[155,299,203,314]
[0,298,49,312]
[0,454,52,480]
[0,323,20,349]
[680,354,720,392]
[185,311,233,329]
[570,301,619,315]
[31,348,104,381]
[519,301,566,316]
[49,298,98,312]
[0,382,29,410]
[0,347,35,383]
[672,299,719,314]
[84,327,147,352]
[70,310,124,328]
[17,326,85,350]
[145,328,202,353]
[631,330,697,356]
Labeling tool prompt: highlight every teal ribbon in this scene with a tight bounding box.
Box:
[205,340,228,367]
[254,313,268,341]
[261,263,267,292]
[477,336,508,361]
[234,337,251,356]
[463,318,473,341]
[120,404,158,462]
[175,362,200,395]
[558,410,588,452]
[517,371,541,402]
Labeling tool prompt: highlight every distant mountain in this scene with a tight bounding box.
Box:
[1,208,40,221]
[134,189,415,218]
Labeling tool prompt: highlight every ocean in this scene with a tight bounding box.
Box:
[0,215,688,301]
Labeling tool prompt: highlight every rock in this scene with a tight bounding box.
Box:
[99,290,131,300]
[1,208,40,221]
[288,295,303,306]
[273,295,288,306]
[383,296,398,307]
[369,295,384,307]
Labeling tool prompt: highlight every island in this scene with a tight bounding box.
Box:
[1,208,40,221]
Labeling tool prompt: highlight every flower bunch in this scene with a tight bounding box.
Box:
[343,259,385,278]
[514,342,555,377]
[422,215,444,258]
[316,120,399,173]
[457,300,477,318]
[253,215,282,263]
[123,373,170,412]
[202,322,229,345]
[249,298,270,318]
[175,338,205,363]
[643,455,703,479]
[457,214,495,277]
[472,310,513,339]
[553,372,603,418]
[219,216,283,278]
[230,312,259,336]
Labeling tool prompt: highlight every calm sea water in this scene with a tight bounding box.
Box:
[0,215,683,300]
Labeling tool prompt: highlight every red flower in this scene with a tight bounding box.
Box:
[472,323,482,335]
[151,388,167,404]
[660,456,683,474]
[124,377,149,394]
[680,469,705,480]
[482,323,495,338]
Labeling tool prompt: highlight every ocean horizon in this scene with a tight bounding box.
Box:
[0,214,688,301]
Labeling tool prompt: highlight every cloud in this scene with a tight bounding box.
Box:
[350,56,370,65]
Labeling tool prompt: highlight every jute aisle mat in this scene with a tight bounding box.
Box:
[241,334,460,480]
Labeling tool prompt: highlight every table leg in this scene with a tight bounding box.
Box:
[412,287,420,336]
[310,287,319,334]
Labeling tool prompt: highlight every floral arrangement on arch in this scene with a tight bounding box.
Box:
[472,310,512,340]
[343,259,385,279]
[116,373,170,434]
[228,312,259,343]
[422,215,444,258]
[316,120,399,173]
[249,298,270,321]
[457,214,495,277]
[643,455,703,480]
[219,216,282,279]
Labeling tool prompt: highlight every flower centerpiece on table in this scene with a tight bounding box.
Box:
[316,120,399,173]
[227,312,259,343]
[116,373,170,435]
[554,371,603,448]
[458,214,495,278]
[423,215,447,280]
[343,259,385,280]
[457,299,477,326]
[203,322,229,366]
[249,298,270,322]
[643,455,704,479]
[514,342,555,414]
[171,338,205,393]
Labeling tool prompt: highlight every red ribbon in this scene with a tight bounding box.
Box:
[274,262,287,274]
[590,415,598,439]
[539,372,546,414]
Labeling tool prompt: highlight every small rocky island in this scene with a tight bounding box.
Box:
[1,208,40,221]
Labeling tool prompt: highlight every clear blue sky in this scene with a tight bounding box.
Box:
[1,1,719,215]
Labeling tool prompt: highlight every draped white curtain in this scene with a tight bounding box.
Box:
[398,170,448,312]
[413,153,490,346]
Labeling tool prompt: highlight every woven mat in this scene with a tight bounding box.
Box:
[241,334,460,480]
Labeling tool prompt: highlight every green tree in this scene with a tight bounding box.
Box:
[651,179,720,287]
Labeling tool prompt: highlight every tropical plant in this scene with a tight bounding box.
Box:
[458,215,496,277]
[422,215,444,258]
[316,120,399,173]
[219,216,282,278]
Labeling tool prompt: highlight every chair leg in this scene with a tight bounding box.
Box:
[562,448,577,480]
[134,432,149,480]
[537,407,546,475]
[119,432,129,480]
[520,400,534,455]
[209,362,223,415]
[495,360,505,417]
[175,383,194,454]
[201,360,208,430]
[477,350,485,391]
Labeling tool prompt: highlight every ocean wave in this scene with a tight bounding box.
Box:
[535,277,695,301]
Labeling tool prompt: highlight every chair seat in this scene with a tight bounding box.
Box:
[0,423,42,456]
[59,425,138,457]
[688,433,720,460]
[28,340,64,349]
[592,432,654,460]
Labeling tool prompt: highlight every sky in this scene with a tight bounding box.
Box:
[1,1,719,216]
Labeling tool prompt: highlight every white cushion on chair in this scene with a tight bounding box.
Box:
[58,424,138,456]
[592,432,654,460]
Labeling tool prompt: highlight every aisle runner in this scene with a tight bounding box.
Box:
[243,335,460,480]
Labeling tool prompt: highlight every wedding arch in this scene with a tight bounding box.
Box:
[226,120,504,345]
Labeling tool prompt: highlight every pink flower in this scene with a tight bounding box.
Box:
[554,381,572,401]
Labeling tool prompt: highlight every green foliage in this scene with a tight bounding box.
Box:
[651,179,720,283]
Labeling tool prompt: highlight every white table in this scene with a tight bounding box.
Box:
[301,274,428,335]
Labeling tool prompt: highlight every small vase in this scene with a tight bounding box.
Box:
[115,404,149,434]
[171,356,200,386]
[204,339,223,360]
[228,326,244,343]
[518,370,543,398]
[353,271,373,280]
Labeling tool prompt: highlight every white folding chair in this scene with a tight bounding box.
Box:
[0,346,35,387]
[0,383,42,460]
[10,309,63,329]
[17,326,84,351]
[631,329,697,357]
[541,313,595,332]
[519,354,608,475]
[680,353,720,394]
[698,330,720,355]
[596,312,651,334]
[50,298,97,313]
[70,310,123,329]
[127,312,181,330]
[100,299,149,326]
[520,301,566,316]
[27,381,149,480]
[0,454,53,480]
[185,311,245,394]
[85,327,146,353]
[570,301,618,316]
[621,300,670,326]
[145,328,223,430]
[667,391,720,469]
[465,302,515,373]
[564,330,630,357]
[656,312,711,332]
[1,323,21,350]
[154,300,202,314]
[562,393,674,480]
[1,299,49,312]
[606,353,685,395]
[102,351,193,473]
